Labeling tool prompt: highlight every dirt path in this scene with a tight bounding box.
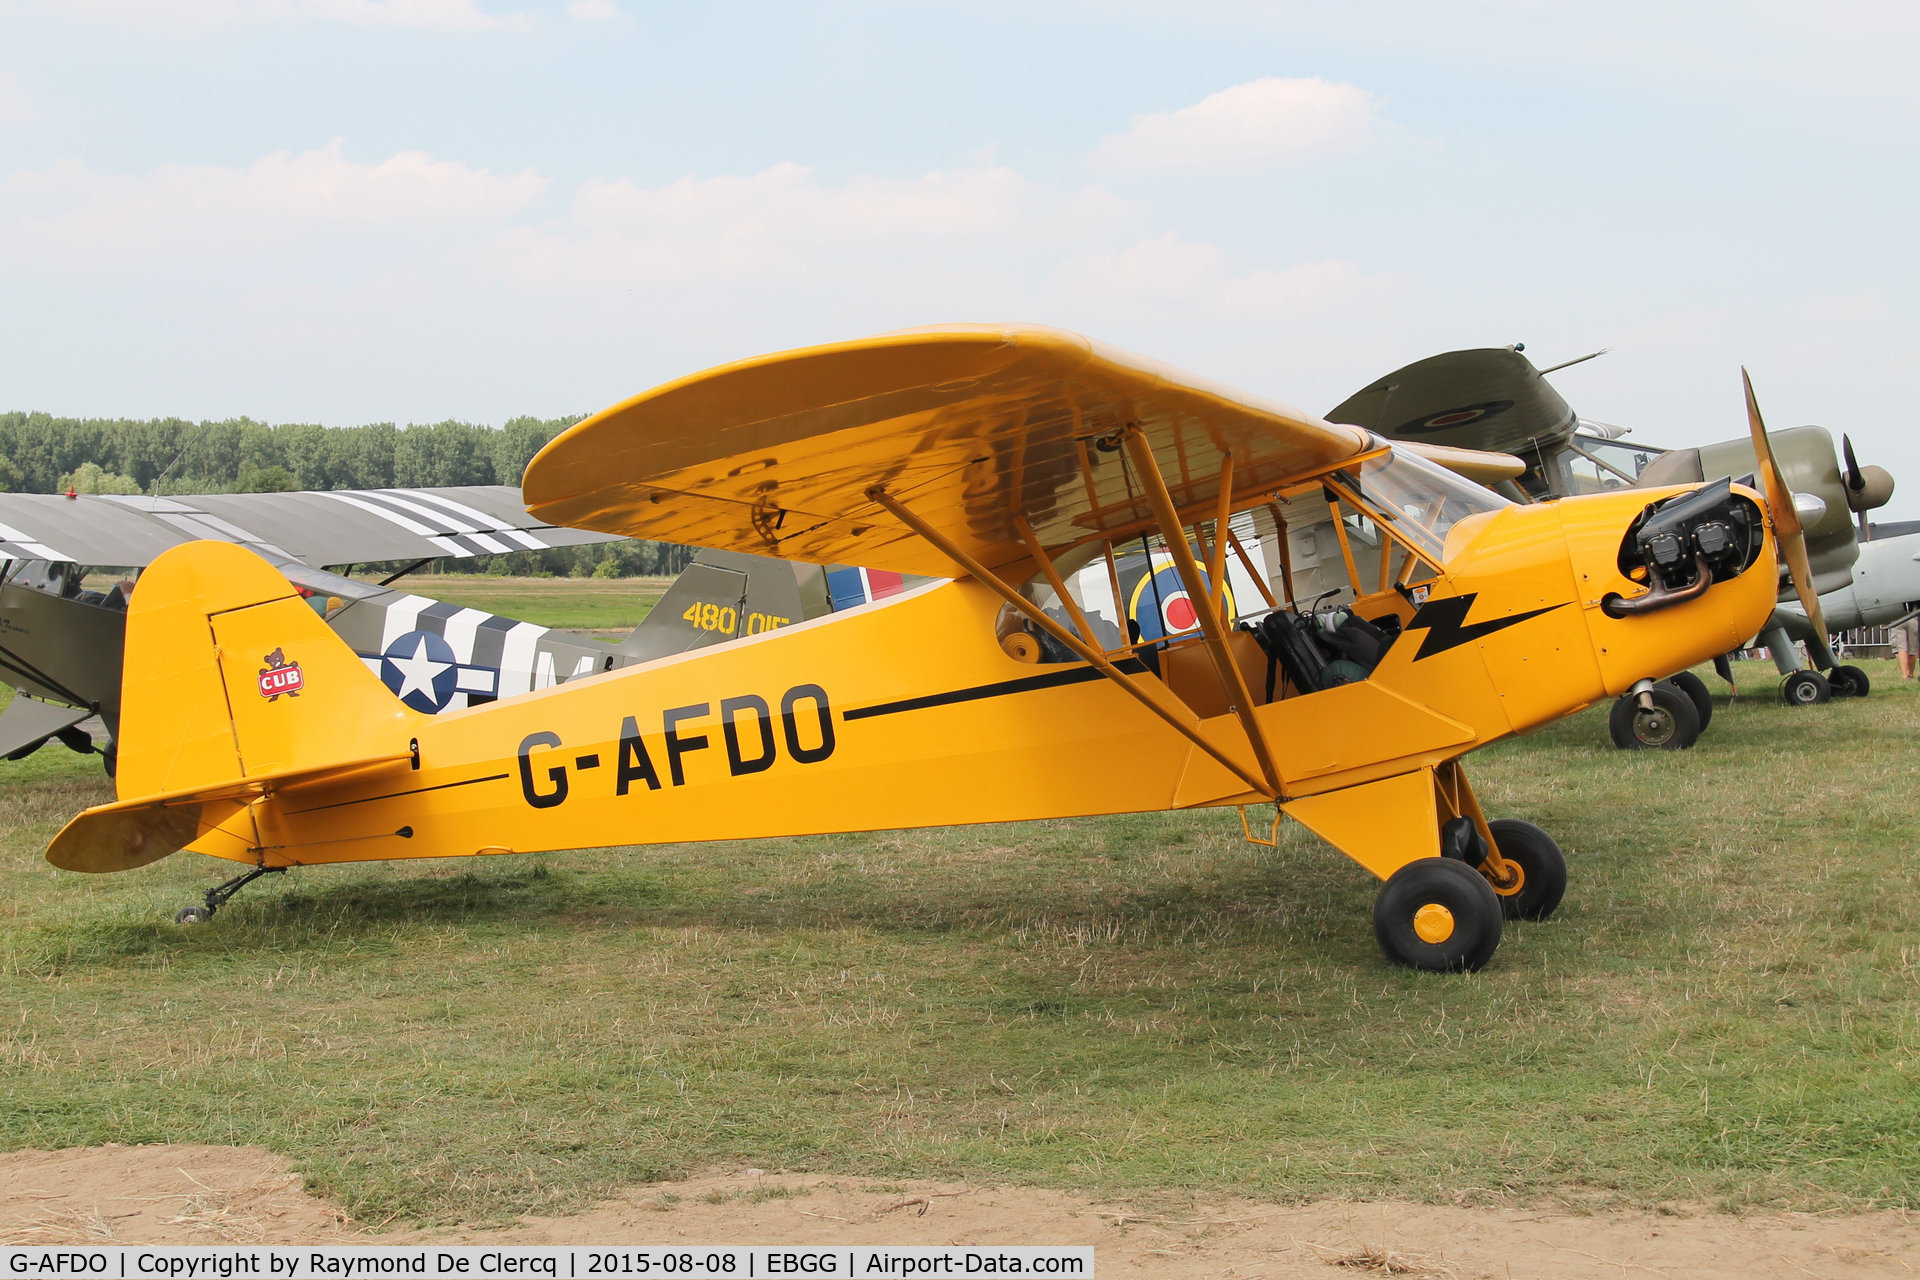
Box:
[4,1144,1915,1277]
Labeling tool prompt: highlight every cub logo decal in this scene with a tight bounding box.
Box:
[259,647,305,700]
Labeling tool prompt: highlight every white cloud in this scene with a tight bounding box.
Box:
[0,74,34,128]
[1,140,545,261]
[22,0,527,31]
[1083,2,1920,123]
[1091,76,1382,170]
[482,161,1042,290]
[0,143,1414,428]
[564,0,620,21]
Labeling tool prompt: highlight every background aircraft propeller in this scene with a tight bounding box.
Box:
[1745,368,1830,643]
[1840,432,1896,540]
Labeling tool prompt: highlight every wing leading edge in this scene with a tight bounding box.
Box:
[0,485,616,568]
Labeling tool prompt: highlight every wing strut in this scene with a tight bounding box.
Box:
[866,486,1277,801]
[1119,428,1284,798]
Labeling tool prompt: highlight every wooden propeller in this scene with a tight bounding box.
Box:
[1744,367,1829,642]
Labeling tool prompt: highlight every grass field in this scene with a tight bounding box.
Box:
[365,573,673,634]
[3,639,1918,1228]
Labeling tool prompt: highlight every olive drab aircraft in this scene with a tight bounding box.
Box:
[1329,344,1898,747]
[0,484,614,765]
[46,325,1783,972]
[0,485,857,769]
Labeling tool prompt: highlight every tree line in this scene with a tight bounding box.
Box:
[0,412,695,578]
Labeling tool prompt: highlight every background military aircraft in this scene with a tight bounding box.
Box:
[1772,527,1920,666]
[0,484,620,766]
[0,482,919,769]
[1327,345,1899,746]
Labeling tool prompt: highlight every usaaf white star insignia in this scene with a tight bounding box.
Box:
[387,634,452,703]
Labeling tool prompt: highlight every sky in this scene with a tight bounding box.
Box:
[1,1,1915,509]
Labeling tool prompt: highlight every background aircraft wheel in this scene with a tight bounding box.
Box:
[174,905,212,926]
[1607,684,1700,750]
[1663,670,1714,731]
[1828,665,1871,698]
[1484,819,1567,921]
[1781,670,1830,706]
[101,748,117,779]
[1373,857,1502,973]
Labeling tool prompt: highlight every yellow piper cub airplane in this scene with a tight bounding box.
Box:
[47,326,1782,972]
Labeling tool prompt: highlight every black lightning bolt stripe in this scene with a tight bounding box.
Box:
[1404,593,1565,661]
[843,657,1151,721]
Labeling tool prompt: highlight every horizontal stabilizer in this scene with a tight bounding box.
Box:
[0,695,90,758]
[46,749,411,872]
[48,799,237,873]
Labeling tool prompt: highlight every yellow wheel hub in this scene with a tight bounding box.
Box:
[1412,903,1456,944]
[1483,856,1525,896]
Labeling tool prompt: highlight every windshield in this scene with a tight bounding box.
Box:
[1573,436,1665,484]
[3,562,142,610]
[1332,442,1513,562]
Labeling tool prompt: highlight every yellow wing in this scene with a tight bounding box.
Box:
[524,324,1372,579]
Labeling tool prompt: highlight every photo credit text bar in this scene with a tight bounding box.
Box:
[2,1247,1093,1279]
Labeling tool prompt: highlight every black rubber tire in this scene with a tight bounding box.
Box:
[1607,685,1701,750]
[1781,669,1831,706]
[1828,665,1871,699]
[1373,857,1503,973]
[1664,670,1714,732]
[101,748,117,779]
[174,905,212,926]
[1484,819,1568,921]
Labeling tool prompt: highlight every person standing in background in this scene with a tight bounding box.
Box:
[1893,607,1920,680]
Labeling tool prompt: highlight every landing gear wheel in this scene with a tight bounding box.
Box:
[1373,857,1503,973]
[101,748,117,779]
[1828,665,1871,698]
[1608,684,1701,750]
[1781,670,1830,706]
[1663,671,1714,731]
[1484,819,1567,921]
[174,905,213,926]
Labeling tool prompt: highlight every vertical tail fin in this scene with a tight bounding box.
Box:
[48,542,422,872]
[614,549,824,660]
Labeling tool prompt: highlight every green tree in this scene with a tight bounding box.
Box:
[58,461,141,495]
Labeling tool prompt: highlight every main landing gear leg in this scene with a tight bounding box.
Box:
[1284,764,1560,973]
[175,865,285,925]
[1433,758,1567,923]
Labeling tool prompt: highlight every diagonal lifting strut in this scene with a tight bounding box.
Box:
[866,426,1284,802]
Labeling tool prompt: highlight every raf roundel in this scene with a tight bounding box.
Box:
[1128,559,1235,643]
[1393,399,1517,436]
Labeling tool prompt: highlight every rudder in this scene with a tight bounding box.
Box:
[118,541,423,799]
[49,542,423,873]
